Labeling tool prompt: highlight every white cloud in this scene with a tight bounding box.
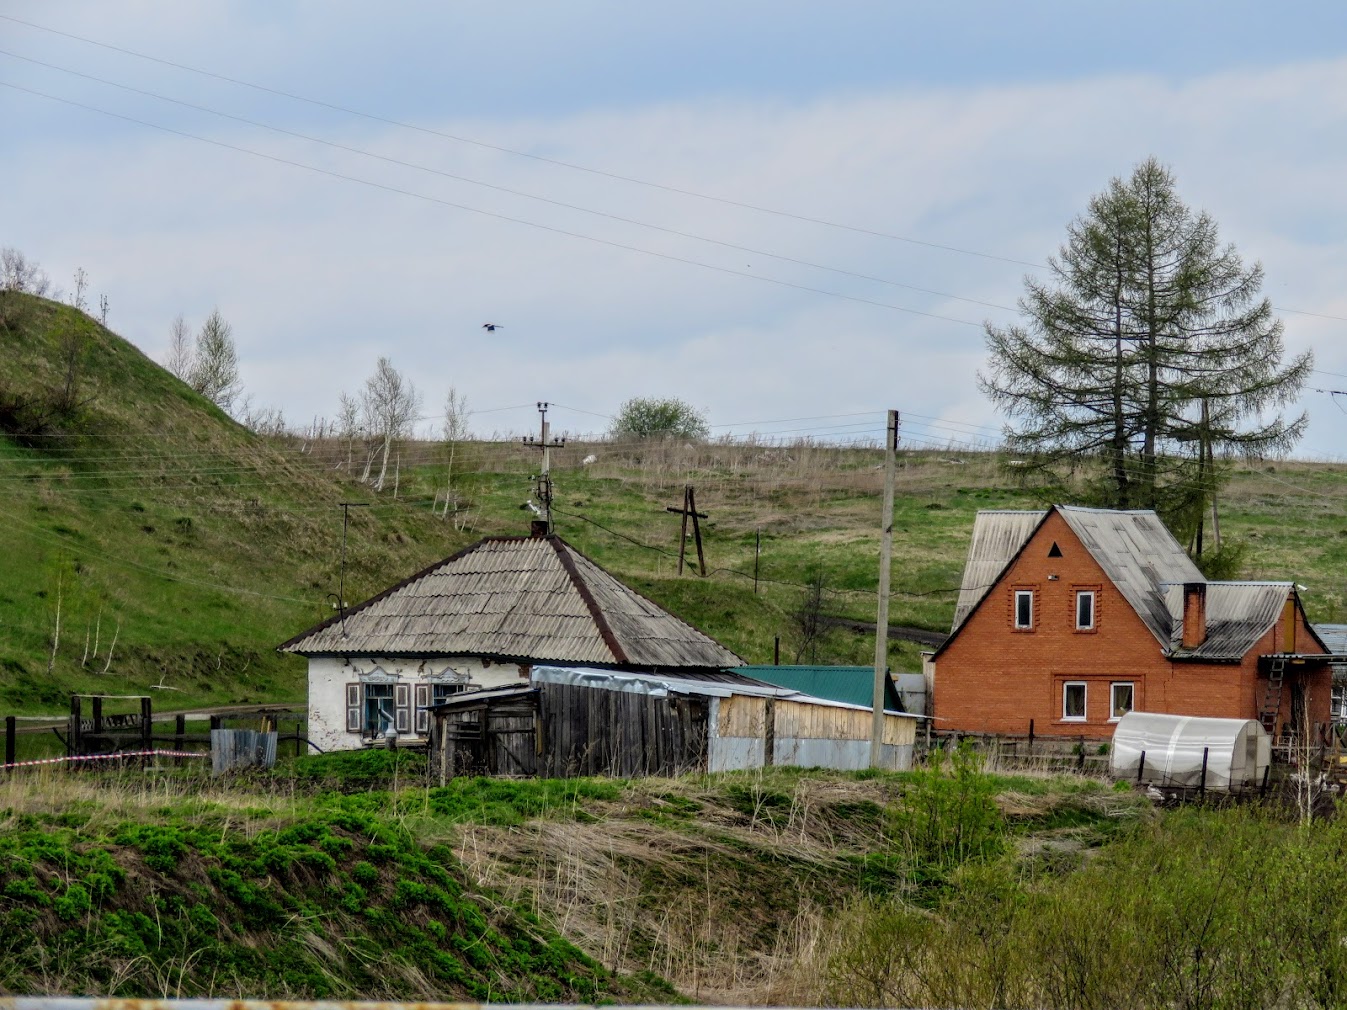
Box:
[3,45,1347,456]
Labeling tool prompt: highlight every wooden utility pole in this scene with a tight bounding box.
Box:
[336,501,370,637]
[522,401,566,533]
[870,409,900,768]
[665,486,708,576]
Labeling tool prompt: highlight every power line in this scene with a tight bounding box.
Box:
[0,80,987,330]
[7,12,1347,328]
[0,48,1022,317]
[0,12,1043,270]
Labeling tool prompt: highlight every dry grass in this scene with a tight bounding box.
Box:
[444,772,907,1005]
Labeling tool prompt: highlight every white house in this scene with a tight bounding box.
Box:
[279,531,744,752]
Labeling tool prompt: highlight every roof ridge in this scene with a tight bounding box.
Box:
[548,537,629,665]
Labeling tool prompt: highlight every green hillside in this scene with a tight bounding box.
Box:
[4,289,1347,720]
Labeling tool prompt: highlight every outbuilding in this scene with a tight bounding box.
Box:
[1109,711,1271,792]
[428,665,919,781]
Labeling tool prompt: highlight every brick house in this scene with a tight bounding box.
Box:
[931,505,1331,740]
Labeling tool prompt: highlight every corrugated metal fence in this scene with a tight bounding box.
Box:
[210,729,278,774]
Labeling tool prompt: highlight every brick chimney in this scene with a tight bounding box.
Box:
[1182,582,1207,649]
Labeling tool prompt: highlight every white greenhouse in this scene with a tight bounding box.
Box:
[1109,711,1271,792]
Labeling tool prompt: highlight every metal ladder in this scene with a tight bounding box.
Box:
[1259,655,1286,735]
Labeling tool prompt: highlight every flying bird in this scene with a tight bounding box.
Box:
[482,322,503,332]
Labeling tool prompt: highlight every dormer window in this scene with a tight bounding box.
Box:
[1014,590,1034,629]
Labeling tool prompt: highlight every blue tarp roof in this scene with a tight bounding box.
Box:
[735,665,905,713]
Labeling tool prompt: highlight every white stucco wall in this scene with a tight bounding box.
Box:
[307,655,533,753]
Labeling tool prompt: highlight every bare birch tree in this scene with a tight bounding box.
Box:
[361,357,421,490]
[337,391,361,469]
[166,314,194,380]
[441,386,470,515]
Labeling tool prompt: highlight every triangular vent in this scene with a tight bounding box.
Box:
[1047,542,1063,558]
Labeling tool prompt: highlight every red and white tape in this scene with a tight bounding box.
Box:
[1,750,209,770]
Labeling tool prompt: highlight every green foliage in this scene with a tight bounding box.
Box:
[608,396,709,440]
[0,797,625,1000]
[892,745,1005,876]
[1196,537,1249,580]
[824,802,1347,1010]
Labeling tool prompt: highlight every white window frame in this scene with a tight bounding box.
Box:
[1110,681,1134,721]
[1062,681,1087,721]
[1014,590,1034,629]
[1075,590,1096,630]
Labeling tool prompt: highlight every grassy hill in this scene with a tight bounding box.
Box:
[4,289,1347,720]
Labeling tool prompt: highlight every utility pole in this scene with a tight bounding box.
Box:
[754,529,761,594]
[665,486,709,576]
[336,501,370,637]
[870,409,900,768]
[522,401,566,533]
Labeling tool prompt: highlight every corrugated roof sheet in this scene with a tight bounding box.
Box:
[1314,624,1347,655]
[737,665,905,712]
[951,510,1045,632]
[279,535,744,670]
[1163,582,1290,660]
[1056,506,1203,646]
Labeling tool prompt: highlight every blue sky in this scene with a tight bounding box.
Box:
[2,1,1347,454]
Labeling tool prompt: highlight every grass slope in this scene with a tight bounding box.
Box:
[0,754,1140,1001]
[4,289,1347,719]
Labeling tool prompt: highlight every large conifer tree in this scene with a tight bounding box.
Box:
[981,158,1311,518]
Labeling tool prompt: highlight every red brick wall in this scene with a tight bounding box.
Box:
[932,511,1328,738]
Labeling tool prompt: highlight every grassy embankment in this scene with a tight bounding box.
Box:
[9,751,1347,1008]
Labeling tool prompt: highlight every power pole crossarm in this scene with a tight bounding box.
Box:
[522,401,565,534]
[870,409,900,768]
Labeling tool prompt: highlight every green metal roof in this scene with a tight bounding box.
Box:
[736,665,905,713]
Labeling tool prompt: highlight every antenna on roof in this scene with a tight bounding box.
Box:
[522,401,565,535]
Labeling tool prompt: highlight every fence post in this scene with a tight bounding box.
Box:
[4,715,13,767]
[69,695,82,757]
[140,697,152,768]
[1077,741,1085,772]
[210,715,222,731]
[174,714,186,767]
[295,720,303,758]
[1027,718,1034,754]
[1137,749,1146,784]
[1261,762,1271,797]
[92,696,103,737]
[1200,745,1209,797]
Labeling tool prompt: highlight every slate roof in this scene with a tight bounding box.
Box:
[946,505,1308,662]
[1163,582,1297,660]
[951,510,1045,632]
[279,535,744,670]
[1056,506,1203,645]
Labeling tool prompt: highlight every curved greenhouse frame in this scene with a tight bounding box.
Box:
[1110,711,1270,791]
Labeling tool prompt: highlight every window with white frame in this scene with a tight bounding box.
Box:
[1110,682,1134,720]
[1063,681,1086,721]
[1076,590,1096,630]
[1014,590,1034,629]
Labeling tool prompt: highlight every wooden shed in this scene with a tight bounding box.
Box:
[428,665,918,782]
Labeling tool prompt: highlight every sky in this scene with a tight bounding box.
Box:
[3,1,1347,455]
